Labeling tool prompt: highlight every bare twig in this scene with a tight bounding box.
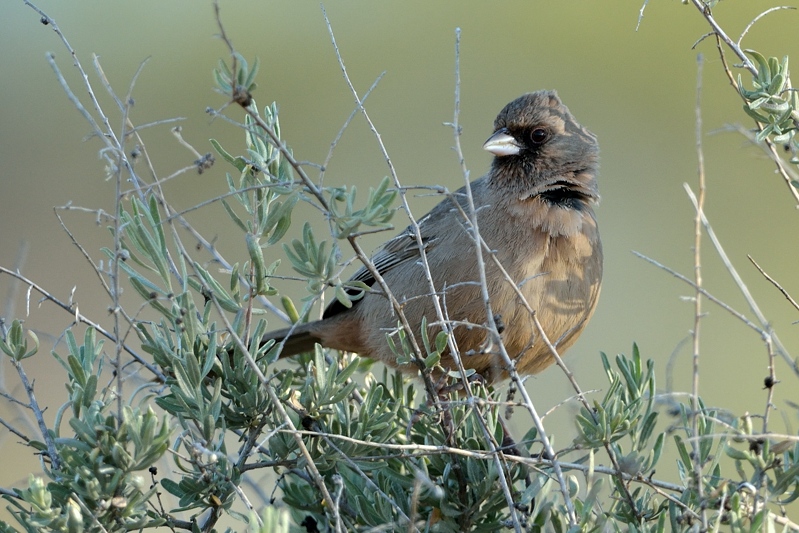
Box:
[9,357,60,470]
[746,254,785,437]
[448,28,526,531]
[316,8,451,416]
[727,124,799,207]
[737,6,796,48]
[690,53,708,530]
[1,242,28,338]
[318,72,385,188]
[52,208,152,383]
[748,255,799,314]
[0,415,32,443]
[442,192,630,525]
[683,186,796,376]
[636,0,650,32]
[688,0,757,75]
[283,426,694,516]
[0,266,164,380]
[633,252,759,333]
[529,309,641,522]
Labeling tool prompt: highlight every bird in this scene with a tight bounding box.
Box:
[264,90,602,383]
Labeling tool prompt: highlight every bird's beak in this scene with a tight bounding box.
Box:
[483,128,521,156]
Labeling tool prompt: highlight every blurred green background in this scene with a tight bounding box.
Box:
[2,0,799,525]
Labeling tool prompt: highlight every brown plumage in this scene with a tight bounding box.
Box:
[266,91,602,382]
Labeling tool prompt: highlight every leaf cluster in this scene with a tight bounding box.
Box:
[739,50,799,148]
[4,329,170,532]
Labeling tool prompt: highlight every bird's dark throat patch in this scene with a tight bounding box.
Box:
[537,182,591,210]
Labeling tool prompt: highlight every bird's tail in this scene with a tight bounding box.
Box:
[262,323,322,358]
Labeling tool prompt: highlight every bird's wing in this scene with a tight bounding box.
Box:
[321,219,435,319]
[358,223,434,282]
[321,186,474,319]
[323,183,478,318]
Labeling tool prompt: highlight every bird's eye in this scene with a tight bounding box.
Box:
[528,128,549,145]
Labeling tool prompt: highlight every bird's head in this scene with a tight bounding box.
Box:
[484,91,599,205]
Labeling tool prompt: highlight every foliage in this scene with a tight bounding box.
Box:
[3,328,170,532]
[2,2,799,532]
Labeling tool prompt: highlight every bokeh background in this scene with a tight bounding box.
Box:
[3,0,799,525]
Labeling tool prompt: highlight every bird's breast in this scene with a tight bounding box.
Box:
[481,202,601,373]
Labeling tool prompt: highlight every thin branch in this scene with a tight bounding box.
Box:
[318,72,385,188]
[635,0,650,32]
[737,7,796,48]
[2,242,29,339]
[683,186,797,376]
[688,0,757,75]
[0,415,32,443]
[633,252,759,333]
[319,6,443,407]
[748,255,799,314]
[728,124,799,207]
[9,357,60,470]
[162,181,299,223]
[0,266,164,380]
[690,53,708,530]
[284,428,686,494]
[442,192,630,524]
[0,486,20,499]
[747,254,785,437]
[448,27,525,531]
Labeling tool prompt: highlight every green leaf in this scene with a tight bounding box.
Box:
[745,49,772,84]
[192,262,240,313]
[82,375,97,408]
[210,138,247,172]
[67,354,86,386]
[424,351,441,369]
[221,198,250,233]
[336,358,360,384]
[434,330,448,354]
[160,478,185,499]
[265,193,299,245]
[245,233,267,295]
[328,381,358,405]
[768,72,786,95]
[334,285,353,310]
[674,435,692,470]
[243,56,260,90]
[281,295,300,323]
[129,276,173,317]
